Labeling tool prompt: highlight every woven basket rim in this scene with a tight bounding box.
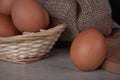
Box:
[0,23,66,42]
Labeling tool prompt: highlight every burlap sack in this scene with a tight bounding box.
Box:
[38,0,120,41]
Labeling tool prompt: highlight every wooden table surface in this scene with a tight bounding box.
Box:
[0,47,119,80]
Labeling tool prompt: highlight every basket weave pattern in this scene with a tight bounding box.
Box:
[0,24,66,64]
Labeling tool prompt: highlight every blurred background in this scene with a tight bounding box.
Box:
[109,0,120,25]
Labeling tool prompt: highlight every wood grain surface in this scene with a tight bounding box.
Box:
[102,38,120,74]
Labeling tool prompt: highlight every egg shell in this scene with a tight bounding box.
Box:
[42,7,50,27]
[0,13,18,37]
[11,0,49,32]
[70,29,106,71]
[0,0,16,15]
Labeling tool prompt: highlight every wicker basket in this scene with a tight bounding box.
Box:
[0,23,66,64]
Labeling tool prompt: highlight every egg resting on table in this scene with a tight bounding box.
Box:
[70,28,106,71]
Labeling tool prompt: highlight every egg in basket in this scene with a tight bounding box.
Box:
[0,0,66,64]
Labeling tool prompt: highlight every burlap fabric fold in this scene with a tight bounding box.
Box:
[38,0,120,41]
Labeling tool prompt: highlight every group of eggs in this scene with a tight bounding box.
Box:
[0,0,49,37]
[0,0,106,72]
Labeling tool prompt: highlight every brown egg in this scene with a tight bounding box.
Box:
[70,29,106,71]
[42,7,50,27]
[0,13,18,37]
[11,0,49,32]
[0,0,16,15]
